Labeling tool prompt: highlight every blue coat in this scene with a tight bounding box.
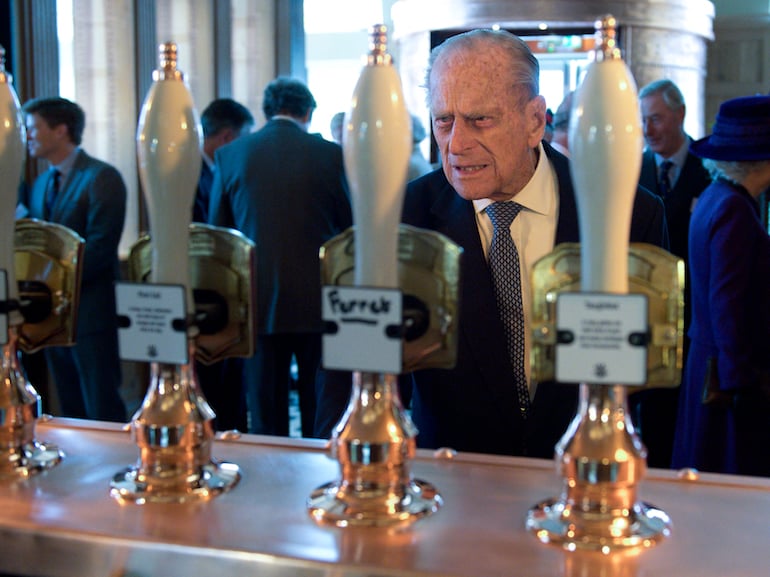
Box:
[192,160,214,223]
[315,142,669,457]
[672,179,770,476]
[21,149,126,337]
[19,148,127,421]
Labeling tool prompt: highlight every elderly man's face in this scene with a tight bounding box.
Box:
[641,92,686,158]
[429,44,545,202]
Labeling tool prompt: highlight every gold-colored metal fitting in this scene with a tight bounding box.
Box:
[530,243,685,389]
[15,219,85,353]
[319,225,461,373]
[594,14,622,62]
[367,24,392,66]
[307,371,442,528]
[126,223,257,365]
[110,338,240,504]
[153,41,184,81]
[0,324,64,479]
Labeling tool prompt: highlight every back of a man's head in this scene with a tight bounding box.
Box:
[262,77,317,121]
[330,111,345,144]
[201,98,254,139]
[22,97,85,145]
[546,91,575,153]
[411,114,427,144]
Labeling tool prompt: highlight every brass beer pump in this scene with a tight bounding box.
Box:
[0,45,73,479]
[110,43,243,504]
[526,16,682,551]
[307,26,461,528]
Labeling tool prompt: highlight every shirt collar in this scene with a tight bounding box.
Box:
[51,147,81,179]
[655,136,690,170]
[270,115,308,131]
[472,142,553,217]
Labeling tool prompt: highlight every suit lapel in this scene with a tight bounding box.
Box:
[639,150,658,193]
[50,151,88,221]
[546,144,580,244]
[429,185,519,412]
[29,170,52,219]
[54,170,81,220]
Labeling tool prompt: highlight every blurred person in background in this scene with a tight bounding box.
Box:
[19,96,127,422]
[633,79,712,469]
[209,77,352,437]
[672,95,770,477]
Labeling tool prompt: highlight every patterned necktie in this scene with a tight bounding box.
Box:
[658,160,674,197]
[45,168,61,218]
[486,201,530,418]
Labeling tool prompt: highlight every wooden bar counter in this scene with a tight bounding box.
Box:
[0,418,767,577]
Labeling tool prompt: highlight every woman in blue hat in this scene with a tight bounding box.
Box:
[671,95,770,476]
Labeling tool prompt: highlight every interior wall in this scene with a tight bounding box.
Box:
[711,0,770,15]
[392,0,715,138]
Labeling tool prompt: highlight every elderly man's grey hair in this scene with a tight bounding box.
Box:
[424,29,540,110]
[639,78,685,112]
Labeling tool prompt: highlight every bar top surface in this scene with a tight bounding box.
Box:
[0,418,767,577]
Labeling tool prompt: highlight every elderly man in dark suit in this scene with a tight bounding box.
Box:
[639,79,711,262]
[315,29,668,459]
[634,79,712,468]
[19,97,127,422]
[208,77,352,437]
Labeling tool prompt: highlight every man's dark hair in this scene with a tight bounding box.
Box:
[262,77,316,120]
[22,97,85,145]
[201,98,254,139]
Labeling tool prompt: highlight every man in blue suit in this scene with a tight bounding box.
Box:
[192,98,254,432]
[315,30,668,458]
[19,97,126,422]
[638,80,711,263]
[209,78,352,437]
[193,98,254,224]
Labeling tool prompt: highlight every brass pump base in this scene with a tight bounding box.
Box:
[307,372,442,528]
[110,457,241,505]
[527,497,671,552]
[526,384,672,552]
[0,436,63,481]
[110,354,240,504]
[0,326,63,480]
[308,477,441,529]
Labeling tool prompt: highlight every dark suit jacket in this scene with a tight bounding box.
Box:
[193,160,214,223]
[315,143,668,458]
[639,147,711,260]
[20,149,126,337]
[208,118,352,334]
